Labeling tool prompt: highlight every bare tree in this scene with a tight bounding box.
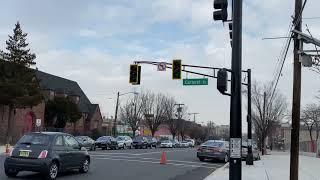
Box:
[142,91,168,137]
[301,103,320,151]
[251,82,287,155]
[163,97,180,140]
[119,94,144,137]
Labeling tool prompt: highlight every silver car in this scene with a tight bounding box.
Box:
[197,140,229,163]
[116,136,133,149]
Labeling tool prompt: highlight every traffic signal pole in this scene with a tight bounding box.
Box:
[229,0,243,179]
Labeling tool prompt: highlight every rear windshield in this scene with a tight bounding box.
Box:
[203,141,223,147]
[134,136,143,141]
[17,134,50,146]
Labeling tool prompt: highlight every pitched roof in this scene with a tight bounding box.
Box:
[36,70,92,114]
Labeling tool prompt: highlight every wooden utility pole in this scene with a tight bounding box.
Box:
[290,0,302,179]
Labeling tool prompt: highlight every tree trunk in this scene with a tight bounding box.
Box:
[151,129,156,137]
[172,133,176,140]
[6,106,14,144]
[73,122,77,134]
[132,128,137,138]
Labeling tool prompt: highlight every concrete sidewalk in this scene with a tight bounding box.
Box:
[205,151,320,180]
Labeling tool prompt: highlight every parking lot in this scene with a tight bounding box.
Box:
[0,147,224,180]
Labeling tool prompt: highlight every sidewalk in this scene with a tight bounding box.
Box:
[205,151,320,180]
[0,145,6,155]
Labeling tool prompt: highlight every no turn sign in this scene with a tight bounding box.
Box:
[157,62,166,71]
[36,119,41,127]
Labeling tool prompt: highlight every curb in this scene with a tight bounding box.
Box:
[203,162,229,180]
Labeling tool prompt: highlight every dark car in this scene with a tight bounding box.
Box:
[95,136,118,150]
[132,136,148,149]
[146,137,157,148]
[4,132,90,180]
[197,140,229,163]
[75,136,96,151]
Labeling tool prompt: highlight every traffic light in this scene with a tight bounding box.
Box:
[217,68,228,94]
[172,60,182,80]
[229,22,233,47]
[213,0,228,22]
[129,64,138,84]
[135,66,141,85]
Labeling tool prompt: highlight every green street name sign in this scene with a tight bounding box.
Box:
[183,78,208,86]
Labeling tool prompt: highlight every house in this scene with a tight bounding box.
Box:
[0,70,103,143]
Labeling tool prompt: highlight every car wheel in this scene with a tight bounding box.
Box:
[79,158,90,173]
[5,168,18,177]
[198,157,205,162]
[129,144,132,149]
[123,144,127,150]
[224,154,229,163]
[45,161,59,180]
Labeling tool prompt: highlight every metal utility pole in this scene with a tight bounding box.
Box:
[229,0,243,179]
[246,69,254,165]
[188,113,199,122]
[290,0,302,179]
[113,92,120,136]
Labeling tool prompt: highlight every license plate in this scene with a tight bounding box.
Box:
[19,151,30,157]
[205,149,211,153]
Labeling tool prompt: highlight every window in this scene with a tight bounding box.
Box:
[64,135,79,147]
[54,136,64,146]
[18,134,50,145]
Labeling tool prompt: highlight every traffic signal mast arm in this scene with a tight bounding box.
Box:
[133,60,249,85]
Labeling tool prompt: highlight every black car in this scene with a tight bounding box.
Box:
[75,136,96,151]
[132,136,148,149]
[95,136,118,150]
[4,132,90,180]
[146,136,157,148]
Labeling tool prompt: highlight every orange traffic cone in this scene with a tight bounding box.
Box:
[160,151,167,165]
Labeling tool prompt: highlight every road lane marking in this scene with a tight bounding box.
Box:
[90,154,221,166]
[92,157,222,169]
[89,149,194,156]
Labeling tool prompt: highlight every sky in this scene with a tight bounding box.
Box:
[0,0,320,128]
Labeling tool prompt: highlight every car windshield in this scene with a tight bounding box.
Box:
[203,141,224,147]
[116,136,125,140]
[162,140,170,143]
[97,136,109,141]
[17,134,50,146]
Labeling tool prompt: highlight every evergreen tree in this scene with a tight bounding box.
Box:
[0,22,42,143]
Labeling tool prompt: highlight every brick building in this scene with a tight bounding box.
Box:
[0,70,103,144]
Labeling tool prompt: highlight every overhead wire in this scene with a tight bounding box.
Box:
[268,0,308,106]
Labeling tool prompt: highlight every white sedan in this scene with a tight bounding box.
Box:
[160,140,173,148]
[179,141,190,148]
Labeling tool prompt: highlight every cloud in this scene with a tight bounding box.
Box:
[0,0,320,126]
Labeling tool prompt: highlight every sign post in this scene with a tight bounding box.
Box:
[36,119,41,132]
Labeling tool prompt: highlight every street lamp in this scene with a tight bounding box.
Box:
[112,91,138,136]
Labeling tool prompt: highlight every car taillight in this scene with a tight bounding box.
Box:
[217,149,223,152]
[38,150,48,159]
[9,148,14,156]
[197,147,203,152]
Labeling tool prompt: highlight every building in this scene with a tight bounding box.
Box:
[0,70,103,143]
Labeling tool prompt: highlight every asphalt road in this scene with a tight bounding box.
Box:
[0,148,224,180]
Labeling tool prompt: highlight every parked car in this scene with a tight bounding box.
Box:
[241,145,261,161]
[132,136,148,149]
[160,140,173,148]
[95,136,118,150]
[179,141,190,148]
[146,137,158,148]
[197,140,229,163]
[185,139,195,148]
[4,132,90,180]
[171,139,179,148]
[116,136,133,149]
[75,136,96,151]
